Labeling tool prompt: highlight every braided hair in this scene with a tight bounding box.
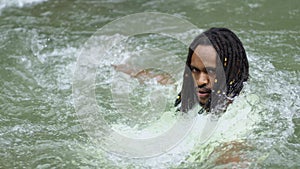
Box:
[175,28,249,113]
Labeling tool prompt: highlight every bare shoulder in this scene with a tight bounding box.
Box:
[210,141,252,167]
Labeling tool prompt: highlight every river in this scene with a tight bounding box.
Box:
[0,0,299,168]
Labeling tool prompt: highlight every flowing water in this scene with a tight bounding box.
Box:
[0,0,299,168]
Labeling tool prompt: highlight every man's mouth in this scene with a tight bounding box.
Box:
[197,88,211,98]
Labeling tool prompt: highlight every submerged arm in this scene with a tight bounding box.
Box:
[112,64,175,85]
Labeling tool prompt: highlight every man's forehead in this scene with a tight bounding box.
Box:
[192,45,217,66]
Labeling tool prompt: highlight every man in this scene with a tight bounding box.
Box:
[114,27,249,114]
[112,28,251,164]
[175,28,249,114]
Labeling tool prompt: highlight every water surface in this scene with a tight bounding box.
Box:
[0,0,299,168]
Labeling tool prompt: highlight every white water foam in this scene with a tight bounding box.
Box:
[0,0,47,13]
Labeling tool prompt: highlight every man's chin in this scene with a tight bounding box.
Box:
[199,99,210,109]
[199,100,207,106]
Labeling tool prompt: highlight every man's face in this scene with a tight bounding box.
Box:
[190,45,217,106]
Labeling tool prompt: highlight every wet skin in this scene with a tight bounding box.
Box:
[190,45,217,106]
[112,64,175,85]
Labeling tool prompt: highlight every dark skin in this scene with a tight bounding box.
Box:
[112,64,175,85]
[210,141,252,167]
[112,46,249,165]
[190,45,217,106]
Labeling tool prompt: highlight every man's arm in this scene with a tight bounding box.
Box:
[112,64,175,85]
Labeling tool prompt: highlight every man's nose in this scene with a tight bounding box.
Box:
[197,72,209,86]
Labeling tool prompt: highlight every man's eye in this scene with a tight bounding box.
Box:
[206,68,216,75]
[191,68,199,73]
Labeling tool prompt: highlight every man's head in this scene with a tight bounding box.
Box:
[190,45,217,106]
[178,28,249,113]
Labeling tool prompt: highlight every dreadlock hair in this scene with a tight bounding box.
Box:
[175,28,249,113]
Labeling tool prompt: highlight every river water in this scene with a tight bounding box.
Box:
[0,0,299,168]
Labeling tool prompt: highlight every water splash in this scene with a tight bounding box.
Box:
[0,0,47,13]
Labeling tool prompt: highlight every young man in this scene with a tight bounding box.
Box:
[114,27,249,114]
[175,28,249,114]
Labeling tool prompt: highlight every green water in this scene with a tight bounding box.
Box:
[0,0,299,168]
